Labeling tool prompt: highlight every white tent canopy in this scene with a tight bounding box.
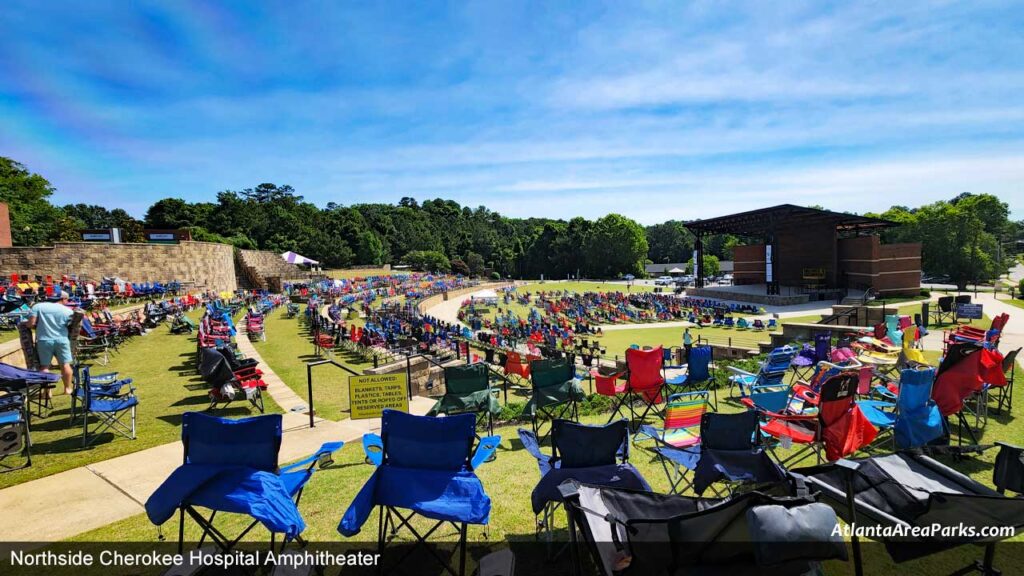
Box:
[472,288,499,300]
[281,251,319,266]
[668,267,686,274]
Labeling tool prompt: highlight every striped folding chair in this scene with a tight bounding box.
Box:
[635,390,708,494]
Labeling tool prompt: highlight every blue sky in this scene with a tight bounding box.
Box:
[1,1,1021,223]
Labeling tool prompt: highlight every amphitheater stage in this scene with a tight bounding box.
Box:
[685,284,860,307]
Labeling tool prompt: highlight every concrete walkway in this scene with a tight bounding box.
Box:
[0,314,432,543]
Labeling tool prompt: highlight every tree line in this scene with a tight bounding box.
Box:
[1,156,1020,284]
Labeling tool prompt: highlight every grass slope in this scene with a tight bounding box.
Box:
[0,310,281,489]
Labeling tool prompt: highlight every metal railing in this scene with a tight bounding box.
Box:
[305,358,359,428]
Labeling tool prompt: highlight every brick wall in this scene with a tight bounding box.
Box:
[0,203,11,248]
[837,236,921,296]
[238,249,305,289]
[775,222,838,286]
[0,241,237,291]
[733,244,766,285]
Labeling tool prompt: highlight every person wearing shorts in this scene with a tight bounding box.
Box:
[28,292,75,396]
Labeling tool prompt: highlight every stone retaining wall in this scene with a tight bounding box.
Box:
[0,241,236,292]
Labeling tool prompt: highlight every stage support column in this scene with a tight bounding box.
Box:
[766,231,779,295]
[695,233,704,289]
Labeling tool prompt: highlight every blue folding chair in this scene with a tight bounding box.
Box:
[79,365,139,446]
[727,345,795,398]
[146,412,342,552]
[666,345,716,406]
[341,410,491,576]
[70,365,134,423]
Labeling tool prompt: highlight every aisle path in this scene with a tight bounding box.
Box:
[0,315,432,544]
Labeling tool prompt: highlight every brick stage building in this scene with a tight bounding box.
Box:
[685,204,921,304]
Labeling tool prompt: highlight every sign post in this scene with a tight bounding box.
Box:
[349,374,410,420]
[956,303,983,321]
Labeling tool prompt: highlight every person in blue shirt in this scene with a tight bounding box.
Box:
[28,292,75,396]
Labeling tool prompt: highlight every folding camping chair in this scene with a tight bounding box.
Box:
[427,362,501,438]
[525,357,585,444]
[751,371,877,466]
[932,341,1007,447]
[986,347,1020,415]
[79,365,139,447]
[69,364,134,423]
[799,447,1024,576]
[605,346,665,429]
[931,295,956,326]
[856,366,944,453]
[146,412,342,553]
[503,350,533,387]
[727,345,795,398]
[665,345,715,405]
[517,419,648,544]
[339,410,491,576]
[561,480,846,576]
[0,392,30,472]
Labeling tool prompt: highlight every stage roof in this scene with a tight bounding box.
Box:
[684,204,896,237]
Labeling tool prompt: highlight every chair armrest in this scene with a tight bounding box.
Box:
[471,435,502,469]
[280,440,345,473]
[362,433,383,466]
[516,428,548,462]
[727,366,756,377]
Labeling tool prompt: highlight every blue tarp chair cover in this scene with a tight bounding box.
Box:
[146,412,342,546]
[0,362,61,387]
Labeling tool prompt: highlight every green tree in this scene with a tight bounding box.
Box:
[402,250,451,272]
[686,255,720,277]
[465,251,485,276]
[585,214,648,278]
[0,157,65,245]
[645,221,693,263]
[354,231,385,265]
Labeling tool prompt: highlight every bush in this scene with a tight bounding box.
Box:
[1018,278,1024,298]
[490,271,501,281]
[920,289,931,298]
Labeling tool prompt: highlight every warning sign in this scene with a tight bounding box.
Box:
[349,374,409,420]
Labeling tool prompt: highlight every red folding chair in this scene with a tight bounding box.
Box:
[606,347,665,428]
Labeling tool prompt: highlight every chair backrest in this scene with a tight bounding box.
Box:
[686,345,712,382]
[816,372,859,427]
[936,296,954,312]
[1003,348,1021,374]
[700,410,759,451]
[182,412,281,471]
[748,384,791,413]
[552,419,627,468]
[664,392,707,433]
[625,346,664,391]
[764,346,795,373]
[444,363,490,396]
[814,332,831,361]
[530,357,573,390]
[381,409,475,471]
[896,366,936,412]
[954,295,972,305]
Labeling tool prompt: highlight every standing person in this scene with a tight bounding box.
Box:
[682,327,693,363]
[28,292,75,396]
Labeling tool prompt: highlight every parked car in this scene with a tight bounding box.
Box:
[655,275,674,286]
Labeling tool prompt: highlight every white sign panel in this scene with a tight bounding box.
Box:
[765,245,773,282]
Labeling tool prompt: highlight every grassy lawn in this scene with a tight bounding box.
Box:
[0,310,282,489]
[252,307,372,421]
[325,268,397,279]
[1001,297,1024,311]
[69,358,1024,575]
[594,324,770,355]
[518,280,658,294]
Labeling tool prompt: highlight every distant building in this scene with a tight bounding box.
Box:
[645,261,733,276]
